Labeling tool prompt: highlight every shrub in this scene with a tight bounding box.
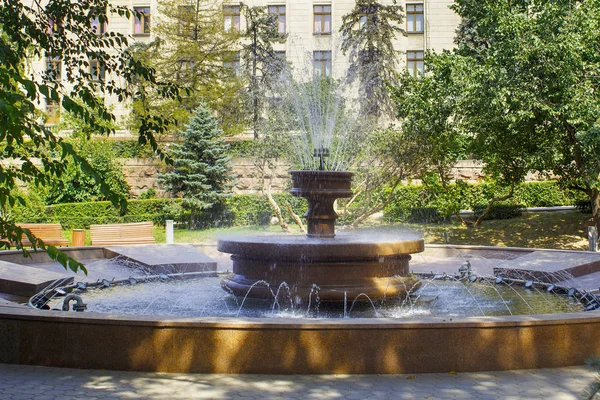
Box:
[407,208,444,223]
[576,200,592,214]
[37,198,183,228]
[473,204,523,220]
[384,181,584,223]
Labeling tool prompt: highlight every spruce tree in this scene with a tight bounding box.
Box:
[340,0,405,121]
[159,105,235,228]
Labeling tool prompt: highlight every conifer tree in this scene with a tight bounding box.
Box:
[240,4,287,138]
[340,0,405,121]
[159,105,235,228]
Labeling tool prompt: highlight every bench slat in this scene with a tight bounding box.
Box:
[17,223,69,247]
[90,221,155,246]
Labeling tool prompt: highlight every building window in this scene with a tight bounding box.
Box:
[47,17,62,35]
[268,5,286,34]
[406,4,424,33]
[407,51,424,77]
[46,56,61,81]
[91,17,107,34]
[313,50,332,77]
[314,5,331,35]
[134,7,151,35]
[275,50,286,61]
[224,52,241,75]
[177,5,195,38]
[359,14,367,28]
[45,98,60,125]
[90,60,105,81]
[224,5,240,32]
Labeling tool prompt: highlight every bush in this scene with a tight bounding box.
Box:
[35,198,183,228]
[473,204,523,220]
[407,208,444,223]
[224,193,307,226]
[384,181,584,223]
[576,200,592,214]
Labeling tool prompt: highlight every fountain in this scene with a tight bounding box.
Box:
[219,168,424,303]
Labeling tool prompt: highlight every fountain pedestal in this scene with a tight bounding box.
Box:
[219,236,423,302]
[290,170,353,238]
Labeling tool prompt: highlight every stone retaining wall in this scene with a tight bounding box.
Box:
[123,158,546,197]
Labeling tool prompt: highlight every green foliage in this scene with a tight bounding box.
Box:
[576,200,593,214]
[159,105,236,228]
[228,140,259,158]
[42,140,131,204]
[138,188,156,200]
[109,140,156,158]
[225,193,307,226]
[0,0,179,272]
[473,204,523,221]
[451,0,600,228]
[340,0,405,120]
[391,52,469,185]
[384,181,584,223]
[128,0,246,136]
[36,198,183,228]
[239,3,288,138]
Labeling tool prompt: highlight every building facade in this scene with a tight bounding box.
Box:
[35,0,460,132]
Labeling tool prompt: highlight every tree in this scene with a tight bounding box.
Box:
[158,105,235,228]
[128,0,246,136]
[0,0,179,272]
[239,3,287,138]
[340,0,405,121]
[451,0,600,230]
[42,140,131,204]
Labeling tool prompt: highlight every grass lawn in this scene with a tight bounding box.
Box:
[161,211,591,251]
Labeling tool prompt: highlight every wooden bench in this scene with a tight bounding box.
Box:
[90,221,156,246]
[17,223,70,247]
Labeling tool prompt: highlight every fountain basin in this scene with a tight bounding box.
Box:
[0,245,599,374]
[219,235,424,302]
[1,306,599,374]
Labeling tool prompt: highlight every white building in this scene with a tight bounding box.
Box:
[36,0,460,131]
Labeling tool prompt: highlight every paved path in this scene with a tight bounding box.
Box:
[0,364,596,400]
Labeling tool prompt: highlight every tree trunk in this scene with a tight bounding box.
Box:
[265,190,292,233]
[590,189,600,235]
[285,202,306,233]
[472,188,515,227]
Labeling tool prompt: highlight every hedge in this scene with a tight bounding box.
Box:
[38,198,183,228]
[25,195,309,229]
[15,180,587,228]
[384,181,587,223]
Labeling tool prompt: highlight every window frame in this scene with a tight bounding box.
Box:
[91,17,107,34]
[406,3,424,33]
[46,55,62,81]
[89,59,106,82]
[268,5,286,34]
[313,5,332,35]
[406,50,424,77]
[313,50,332,77]
[45,97,60,125]
[223,5,241,33]
[177,5,196,38]
[133,6,151,36]
[223,51,241,75]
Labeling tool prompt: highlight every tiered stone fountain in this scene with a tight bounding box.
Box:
[218,168,424,302]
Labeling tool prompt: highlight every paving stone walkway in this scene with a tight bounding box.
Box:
[0,364,596,400]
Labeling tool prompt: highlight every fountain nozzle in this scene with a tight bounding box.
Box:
[313,146,330,171]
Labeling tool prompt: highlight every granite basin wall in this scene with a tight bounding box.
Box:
[0,307,598,374]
